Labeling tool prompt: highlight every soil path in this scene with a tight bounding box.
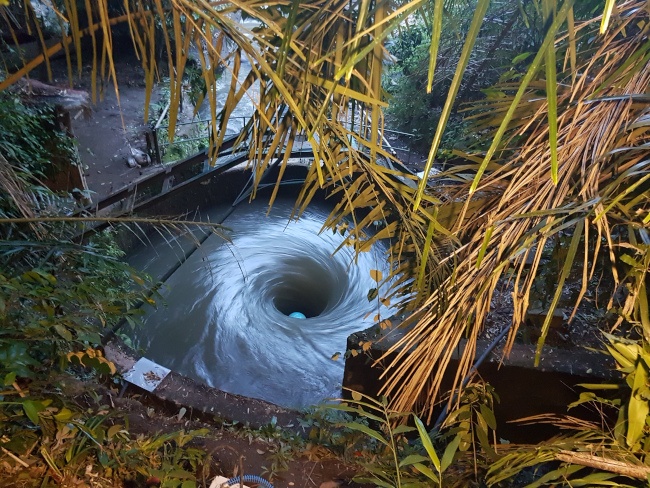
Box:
[73,84,160,200]
[49,54,161,201]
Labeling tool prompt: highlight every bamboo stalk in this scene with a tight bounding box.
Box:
[0,390,29,396]
[0,11,151,92]
[555,450,650,480]
[1,447,30,468]
[12,382,26,398]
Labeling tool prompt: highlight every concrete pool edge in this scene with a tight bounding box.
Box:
[105,337,304,432]
[343,322,618,443]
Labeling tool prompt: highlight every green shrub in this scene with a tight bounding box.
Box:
[0,92,76,178]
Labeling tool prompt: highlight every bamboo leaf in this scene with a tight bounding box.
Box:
[578,383,621,390]
[304,74,388,107]
[605,343,636,370]
[595,173,650,222]
[40,446,63,479]
[329,404,385,423]
[416,216,436,292]
[399,454,429,467]
[440,434,461,473]
[344,422,389,446]
[637,281,649,340]
[513,52,533,64]
[426,0,444,93]
[22,400,43,425]
[414,0,490,210]
[413,415,440,472]
[627,361,649,447]
[54,407,74,423]
[413,463,440,483]
[329,0,426,80]
[543,1,559,185]
[526,465,584,488]
[339,0,369,82]
[54,324,73,341]
[392,424,416,435]
[566,7,577,82]
[476,225,494,269]
[360,478,393,488]
[567,473,619,486]
[107,424,123,439]
[595,42,650,97]
[535,219,584,365]
[276,0,300,79]
[479,403,497,431]
[468,0,574,195]
[600,0,617,34]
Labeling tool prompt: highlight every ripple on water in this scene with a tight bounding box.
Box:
[133,198,392,408]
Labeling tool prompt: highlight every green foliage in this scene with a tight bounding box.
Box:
[330,391,425,487]
[384,1,542,153]
[386,36,473,153]
[215,415,309,481]
[441,382,499,461]
[387,23,428,70]
[185,60,209,110]
[572,335,650,452]
[329,389,471,487]
[299,405,369,455]
[159,122,210,164]
[0,53,233,484]
[261,440,293,480]
[0,222,205,485]
[1,385,208,487]
[319,383,508,486]
[152,80,211,164]
[0,92,76,178]
[130,429,209,488]
[0,231,152,380]
[0,226,159,480]
[484,335,650,487]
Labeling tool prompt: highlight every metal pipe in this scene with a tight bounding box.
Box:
[432,323,513,432]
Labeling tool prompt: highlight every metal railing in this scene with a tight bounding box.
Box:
[74,133,242,218]
[381,127,416,167]
[153,117,250,165]
[77,117,417,219]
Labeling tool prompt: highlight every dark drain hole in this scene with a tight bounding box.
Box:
[273,282,330,318]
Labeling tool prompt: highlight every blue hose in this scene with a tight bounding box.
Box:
[226,474,274,488]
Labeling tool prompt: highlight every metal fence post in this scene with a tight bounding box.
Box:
[150,125,163,165]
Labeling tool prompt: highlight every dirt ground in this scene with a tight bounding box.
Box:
[47,52,161,201]
[113,393,363,488]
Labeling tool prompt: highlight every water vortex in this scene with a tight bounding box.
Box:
[133,198,392,408]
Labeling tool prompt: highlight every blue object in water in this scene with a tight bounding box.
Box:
[289,311,307,319]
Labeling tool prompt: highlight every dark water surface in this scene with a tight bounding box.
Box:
[131,198,392,408]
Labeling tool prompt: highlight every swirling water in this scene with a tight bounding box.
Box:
[132,198,392,408]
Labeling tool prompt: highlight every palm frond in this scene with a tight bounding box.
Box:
[381,0,650,418]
